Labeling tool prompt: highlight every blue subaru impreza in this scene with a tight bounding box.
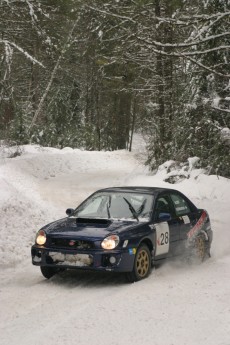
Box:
[31,187,213,282]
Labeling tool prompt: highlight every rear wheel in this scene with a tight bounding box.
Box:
[40,266,57,279]
[195,236,206,261]
[191,234,210,263]
[126,244,151,283]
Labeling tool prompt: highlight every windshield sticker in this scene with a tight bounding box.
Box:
[176,206,187,211]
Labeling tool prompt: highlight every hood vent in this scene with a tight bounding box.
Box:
[76,218,111,225]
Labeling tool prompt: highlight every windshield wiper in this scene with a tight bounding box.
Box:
[123,197,139,222]
[107,196,111,219]
[137,199,147,215]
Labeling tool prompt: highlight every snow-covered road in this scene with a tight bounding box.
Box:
[1,256,230,345]
[0,146,230,345]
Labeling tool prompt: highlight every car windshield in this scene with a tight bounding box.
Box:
[73,191,154,222]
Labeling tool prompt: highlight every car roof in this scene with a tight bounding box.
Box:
[96,186,180,195]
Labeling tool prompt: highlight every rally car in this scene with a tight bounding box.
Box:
[31,187,213,282]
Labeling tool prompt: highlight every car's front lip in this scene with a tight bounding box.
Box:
[31,244,135,272]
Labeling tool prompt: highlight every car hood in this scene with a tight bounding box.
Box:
[42,217,145,240]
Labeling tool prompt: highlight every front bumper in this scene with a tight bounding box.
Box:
[31,245,135,272]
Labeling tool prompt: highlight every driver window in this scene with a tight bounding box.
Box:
[155,196,171,220]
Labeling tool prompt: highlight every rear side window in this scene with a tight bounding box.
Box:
[170,193,191,216]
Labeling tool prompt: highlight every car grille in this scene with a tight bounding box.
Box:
[49,239,94,250]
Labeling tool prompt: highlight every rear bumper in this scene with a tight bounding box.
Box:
[203,228,213,247]
[208,229,213,244]
[31,245,135,272]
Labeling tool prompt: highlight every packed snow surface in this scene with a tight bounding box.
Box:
[0,144,230,345]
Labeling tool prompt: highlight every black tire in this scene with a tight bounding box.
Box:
[126,244,151,283]
[40,266,57,279]
[191,234,210,263]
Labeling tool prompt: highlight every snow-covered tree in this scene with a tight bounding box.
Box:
[1,0,229,176]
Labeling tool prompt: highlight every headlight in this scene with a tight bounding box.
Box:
[101,235,119,250]
[36,230,46,245]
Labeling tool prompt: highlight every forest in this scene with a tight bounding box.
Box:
[0,0,229,177]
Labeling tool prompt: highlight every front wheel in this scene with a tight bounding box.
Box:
[126,244,151,283]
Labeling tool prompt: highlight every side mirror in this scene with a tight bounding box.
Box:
[158,212,171,222]
[66,208,74,216]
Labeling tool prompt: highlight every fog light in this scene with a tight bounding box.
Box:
[33,255,41,263]
[109,256,116,264]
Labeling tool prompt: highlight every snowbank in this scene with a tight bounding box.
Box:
[0,145,144,266]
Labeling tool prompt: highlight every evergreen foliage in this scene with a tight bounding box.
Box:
[0,0,229,176]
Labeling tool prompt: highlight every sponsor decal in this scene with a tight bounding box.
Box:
[129,248,137,255]
[187,211,207,239]
[182,215,190,224]
[123,240,129,248]
[155,222,170,256]
[69,240,76,246]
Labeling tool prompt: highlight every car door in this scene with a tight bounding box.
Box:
[153,194,180,259]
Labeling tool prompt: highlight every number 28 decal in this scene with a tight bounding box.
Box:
[160,231,169,245]
[155,223,170,256]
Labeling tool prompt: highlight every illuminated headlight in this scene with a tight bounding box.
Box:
[35,230,46,245]
[101,235,119,250]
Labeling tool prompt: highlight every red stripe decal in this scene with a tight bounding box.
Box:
[187,211,207,239]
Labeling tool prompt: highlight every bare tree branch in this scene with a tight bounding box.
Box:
[86,5,136,23]
[137,31,230,49]
[28,21,78,131]
[0,39,44,67]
